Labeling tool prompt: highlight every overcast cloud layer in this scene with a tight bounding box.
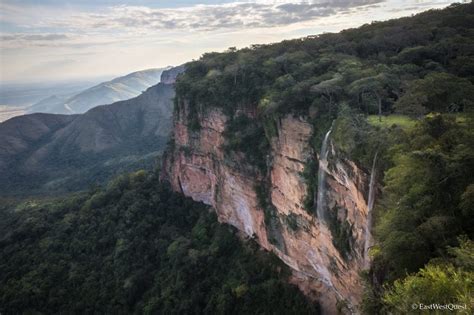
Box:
[0,0,460,83]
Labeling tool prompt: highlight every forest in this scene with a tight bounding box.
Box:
[0,171,317,314]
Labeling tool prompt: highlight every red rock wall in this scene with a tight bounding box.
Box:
[162,102,372,314]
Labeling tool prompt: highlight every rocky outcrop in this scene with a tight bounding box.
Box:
[160,65,185,85]
[162,102,373,314]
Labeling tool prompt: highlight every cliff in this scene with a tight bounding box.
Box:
[162,103,375,314]
[159,10,474,309]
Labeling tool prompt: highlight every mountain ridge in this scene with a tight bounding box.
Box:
[28,67,171,115]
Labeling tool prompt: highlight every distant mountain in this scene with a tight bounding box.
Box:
[0,66,183,195]
[0,80,98,108]
[28,68,170,115]
[26,94,72,114]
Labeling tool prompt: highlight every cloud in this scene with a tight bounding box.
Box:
[1,34,69,41]
[27,0,385,34]
[0,0,385,51]
[0,33,72,49]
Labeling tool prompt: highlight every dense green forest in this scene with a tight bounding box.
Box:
[0,171,317,314]
[176,3,473,122]
[360,113,474,313]
[173,3,474,313]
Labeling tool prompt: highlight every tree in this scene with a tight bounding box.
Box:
[394,72,474,116]
[383,264,473,314]
[311,73,343,112]
[349,73,397,121]
[383,238,474,314]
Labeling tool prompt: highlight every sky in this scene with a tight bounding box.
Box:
[0,0,464,84]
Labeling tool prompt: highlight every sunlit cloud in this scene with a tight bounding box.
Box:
[6,0,384,33]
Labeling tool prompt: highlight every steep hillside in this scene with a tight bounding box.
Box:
[0,113,77,170]
[43,82,174,153]
[28,68,169,115]
[162,3,474,313]
[0,67,182,195]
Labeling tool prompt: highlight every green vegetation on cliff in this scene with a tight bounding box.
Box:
[223,115,270,172]
[0,171,317,314]
[176,3,473,123]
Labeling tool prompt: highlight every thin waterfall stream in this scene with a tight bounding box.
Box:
[316,122,334,224]
[364,152,378,267]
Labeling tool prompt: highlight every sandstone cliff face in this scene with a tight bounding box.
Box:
[163,102,372,314]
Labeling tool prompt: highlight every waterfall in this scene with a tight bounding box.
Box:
[364,152,378,267]
[316,122,334,223]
